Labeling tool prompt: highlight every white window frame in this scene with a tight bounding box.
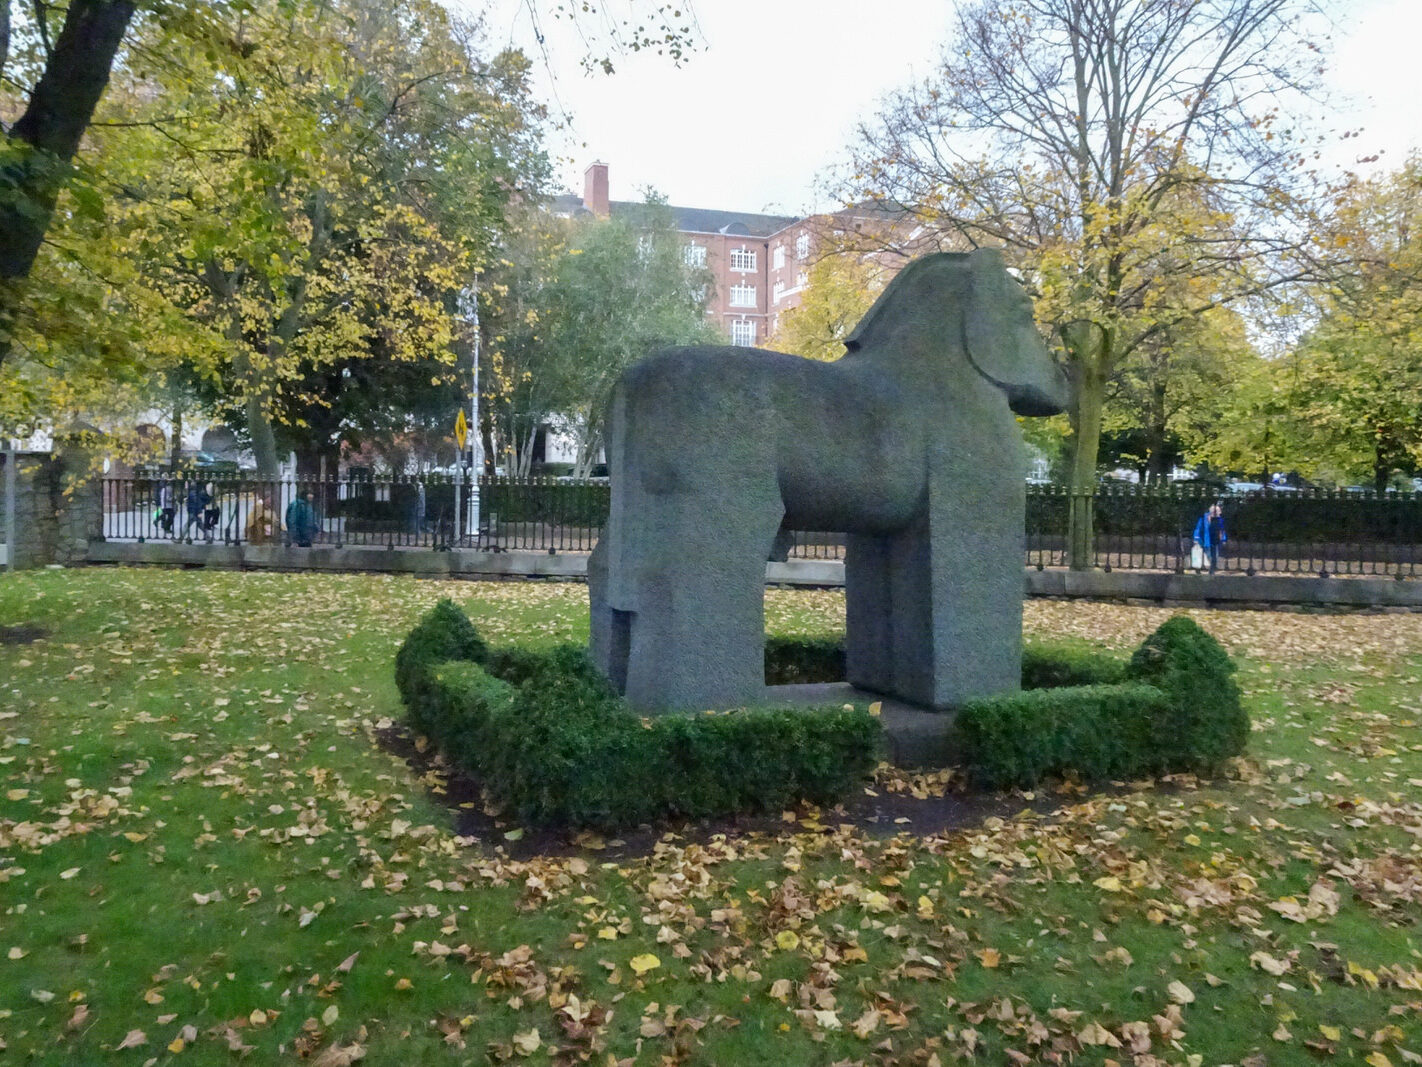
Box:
[729,283,756,308]
[772,245,785,270]
[772,281,785,304]
[795,233,810,259]
[730,319,756,347]
[683,243,706,268]
[730,246,756,272]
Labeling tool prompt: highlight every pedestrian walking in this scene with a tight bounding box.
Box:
[201,482,221,542]
[182,481,211,542]
[285,490,318,548]
[1191,502,1227,573]
[156,481,177,537]
[245,493,278,545]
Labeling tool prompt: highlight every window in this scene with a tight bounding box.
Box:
[730,247,756,271]
[795,233,810,259]
[683,243,706,268]
[730,283,756,307]
[772,281,785,304]
[730,320,756,347]
[772,245,785,270]
[795,270,807,288]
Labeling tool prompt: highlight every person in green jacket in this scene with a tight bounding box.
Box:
[285,490,319,548]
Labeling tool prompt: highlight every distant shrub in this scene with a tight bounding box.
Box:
[395,604,880,828]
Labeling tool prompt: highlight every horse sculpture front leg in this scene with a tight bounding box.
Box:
[615,473,784,714]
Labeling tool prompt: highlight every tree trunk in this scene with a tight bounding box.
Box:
[1374,447,1390,493]
[513,422,537,478]
[0,0,135,367]
[480,425,496,475]
[1,0,12,92]
[1065,329,1106,570]
[573,427,603,480]
[170,399,183,470]
[295,443,340,517]
[243,386,281,478]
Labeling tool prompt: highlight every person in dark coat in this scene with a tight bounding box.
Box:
[183,482,211,543]
[1192,502,1227,573]
[285,490,319,548]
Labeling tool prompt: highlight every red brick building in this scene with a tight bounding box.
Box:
[555,162,829,348]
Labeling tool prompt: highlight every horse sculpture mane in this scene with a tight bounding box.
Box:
[587,248,1069,742]
[843,251,961,353]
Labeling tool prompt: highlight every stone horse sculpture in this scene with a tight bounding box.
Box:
[588,248,1070,715]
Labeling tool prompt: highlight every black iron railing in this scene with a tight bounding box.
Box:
[99,472,609,553]
[97,473,1422,576]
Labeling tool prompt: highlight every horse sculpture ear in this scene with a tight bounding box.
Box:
[962,248,1069,416]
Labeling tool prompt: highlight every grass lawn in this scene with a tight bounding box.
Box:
[2,569,1421,1065]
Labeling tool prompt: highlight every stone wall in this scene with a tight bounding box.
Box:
[1,449,103,569]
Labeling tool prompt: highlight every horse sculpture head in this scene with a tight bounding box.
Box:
[844,248,1070,417]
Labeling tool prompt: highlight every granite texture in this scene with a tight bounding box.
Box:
[589,249,1069,725]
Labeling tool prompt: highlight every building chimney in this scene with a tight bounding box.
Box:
[583,161,609,218]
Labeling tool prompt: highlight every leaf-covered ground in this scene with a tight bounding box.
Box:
[2,569,1420,1065]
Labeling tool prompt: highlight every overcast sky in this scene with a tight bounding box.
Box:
[456,0,1422,216]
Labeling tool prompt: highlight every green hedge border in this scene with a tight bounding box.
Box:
[762,635,1127,691]
[957,617,1247,788]
[397,604,1247,825]
[396,602,882,828]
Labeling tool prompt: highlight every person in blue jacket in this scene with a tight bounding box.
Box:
[1192,502,1227,572]
[285,490,319,548]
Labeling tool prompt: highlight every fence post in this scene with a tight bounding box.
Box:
[3,444,15,573]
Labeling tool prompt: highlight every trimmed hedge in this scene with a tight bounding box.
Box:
[954,683,1169,788]
[1127,615,1247,772]
[393,599,488,734]
[396,601,881,828]
[397,603,1245,814]
[1020,641,1127,689]
[760,635,1126,690]
[957,616,1246,788]
[764,636,845,686]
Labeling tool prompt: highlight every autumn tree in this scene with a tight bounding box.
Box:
[482,199,717,477]
[1102,305,1254,482]
[0,0,136,363]
[0,0,696,446]
[154,0,549,477]
[1280,157,1422,489]
[845,0,1333,565]
[767,250,887,362]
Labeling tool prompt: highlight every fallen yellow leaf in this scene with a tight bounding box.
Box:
[629,953,660,976]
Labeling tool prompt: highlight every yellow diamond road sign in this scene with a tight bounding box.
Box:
[454,409,468,451]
